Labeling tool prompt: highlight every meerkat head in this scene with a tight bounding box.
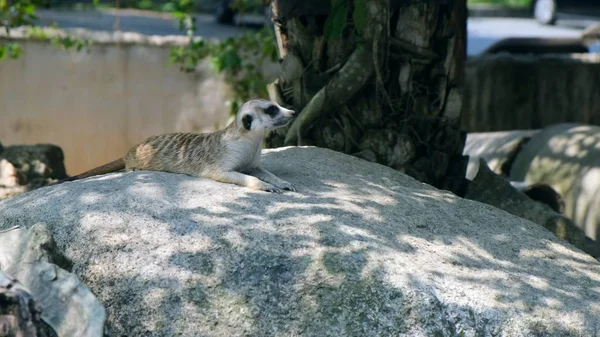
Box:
[237,99,296,133]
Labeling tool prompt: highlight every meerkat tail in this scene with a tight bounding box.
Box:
[58,158,126,183]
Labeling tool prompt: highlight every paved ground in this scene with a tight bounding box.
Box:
[34,9,250,39]
[34,10,600,55]
[467,17,591,55]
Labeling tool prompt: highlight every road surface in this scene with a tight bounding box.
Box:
[35,9,249,39]
[467,17,596,55]
[34,10,599,55]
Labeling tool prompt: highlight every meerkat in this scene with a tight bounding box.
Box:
[56,99,297,193]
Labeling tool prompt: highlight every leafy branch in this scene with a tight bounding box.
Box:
[167,0,368,117]
[169,25,277,116]
[0,0,40,59]
[1,0,363,117]
[168,0,277,116]
[26,25,93,51]
[0,0,95,59]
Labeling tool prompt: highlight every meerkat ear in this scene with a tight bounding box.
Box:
[242,114,253,130]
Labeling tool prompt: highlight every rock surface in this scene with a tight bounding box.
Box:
[464,130,538,180]
[0,225,106,337]
[0,270,55,337]
[464,131,570,216]
[509,123,600,242]
[465,159,600,259]
[1,147,599,336]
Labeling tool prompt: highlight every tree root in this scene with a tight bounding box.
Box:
[284,45,375,145]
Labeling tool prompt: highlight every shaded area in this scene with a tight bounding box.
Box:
[266,0,469,196]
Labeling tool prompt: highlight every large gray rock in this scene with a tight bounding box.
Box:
[465,159,600,258]
[464,131,569,216]
[0,147,599,336]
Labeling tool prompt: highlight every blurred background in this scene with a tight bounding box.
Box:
[1,0,599,175]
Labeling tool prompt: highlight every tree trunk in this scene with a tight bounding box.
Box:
[266,0,468,196]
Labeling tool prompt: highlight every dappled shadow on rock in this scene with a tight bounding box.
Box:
[0,146,599,336]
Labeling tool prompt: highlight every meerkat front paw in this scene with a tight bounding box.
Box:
[277,181,296,192]
[259,182,283,194]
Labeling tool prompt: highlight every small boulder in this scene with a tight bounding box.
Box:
[510,123,600,241]
[0,158,23,187]
[1,144,68,185]
[0,270,55,337]
[0,224,106,337]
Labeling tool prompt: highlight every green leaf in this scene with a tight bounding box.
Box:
[353,0,367,36]
[7,43,22,59]
[323,0,348,40]
[137,0,153,9]
[161,2,175,12]
[172,11,186,19]
[168,25,275,117]
[23,4,35,15]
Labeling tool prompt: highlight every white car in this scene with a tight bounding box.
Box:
[532,0,600,25]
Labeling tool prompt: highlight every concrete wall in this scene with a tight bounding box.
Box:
[462,53,600,133]
[0,31,245,176]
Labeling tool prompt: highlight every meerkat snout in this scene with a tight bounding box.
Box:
[271,106,296,128]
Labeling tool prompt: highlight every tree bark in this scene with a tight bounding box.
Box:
[267,0,468,196]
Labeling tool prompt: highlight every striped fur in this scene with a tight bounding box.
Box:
[57,99,297,193]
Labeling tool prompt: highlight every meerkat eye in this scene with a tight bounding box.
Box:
[242,114,253,130]
[264,105,279,117]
